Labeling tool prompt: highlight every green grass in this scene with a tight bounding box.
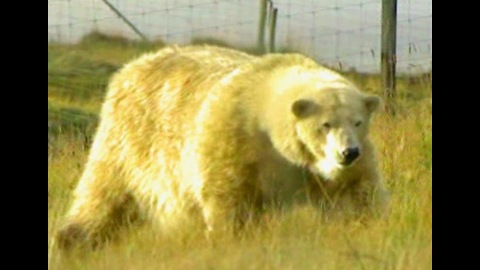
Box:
[48,33,432,270]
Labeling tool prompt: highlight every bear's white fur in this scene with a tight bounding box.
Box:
[57,45,388,248]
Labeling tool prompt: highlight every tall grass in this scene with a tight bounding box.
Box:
[48,33,432,270]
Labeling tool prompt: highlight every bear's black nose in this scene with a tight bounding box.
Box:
[341,147,360,164]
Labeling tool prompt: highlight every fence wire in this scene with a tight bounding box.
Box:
[48,0,432,74]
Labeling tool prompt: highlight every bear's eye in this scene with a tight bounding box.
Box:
[355,121,362,127]
[323,122,331,129]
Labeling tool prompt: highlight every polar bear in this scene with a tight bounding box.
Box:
[57,45,388,249]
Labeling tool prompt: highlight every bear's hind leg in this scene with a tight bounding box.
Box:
[56,165,140,250]
[57,191,140,250]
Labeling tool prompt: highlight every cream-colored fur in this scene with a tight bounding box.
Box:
[57,45,388,249]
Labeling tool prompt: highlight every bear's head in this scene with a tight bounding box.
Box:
[266,68,382,182]
[291,86,381,181]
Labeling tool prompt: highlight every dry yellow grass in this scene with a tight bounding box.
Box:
[48,35,431,270]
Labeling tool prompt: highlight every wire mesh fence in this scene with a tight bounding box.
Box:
[48,0,431,74]
[48,0,432,147]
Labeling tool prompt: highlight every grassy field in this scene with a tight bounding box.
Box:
[48,33,432,270]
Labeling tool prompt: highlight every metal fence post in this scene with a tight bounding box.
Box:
[268,8,278,53]
[101,0,149,42]
[257,0,268,53]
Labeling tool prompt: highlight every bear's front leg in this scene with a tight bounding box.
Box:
[199,163,263,239]
[347,173,390,218]
[194,99,264,239]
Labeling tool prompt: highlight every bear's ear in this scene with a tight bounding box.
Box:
[364,95,382,113]
[292,99,318,118]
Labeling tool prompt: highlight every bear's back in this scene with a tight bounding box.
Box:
[94,46,256,172]
[104,45,255,124]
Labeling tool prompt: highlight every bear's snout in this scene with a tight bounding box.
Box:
[341,147,360,165]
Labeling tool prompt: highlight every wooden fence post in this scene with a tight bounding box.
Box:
[381,0,398,114]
